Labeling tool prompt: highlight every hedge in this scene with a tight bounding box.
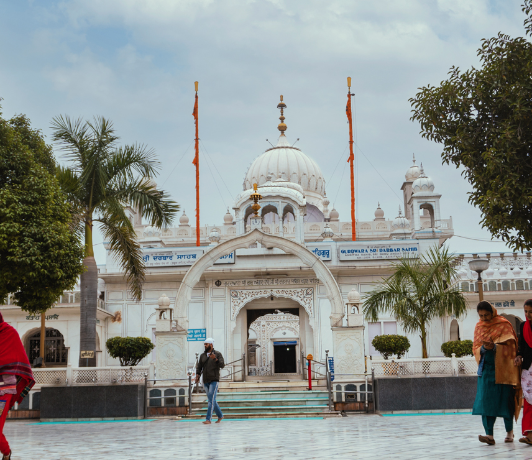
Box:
[372,334,411,360]
[106,336,155,366]
[441,340,473,358]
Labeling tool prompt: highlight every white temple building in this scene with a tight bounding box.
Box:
[3,98,531,379]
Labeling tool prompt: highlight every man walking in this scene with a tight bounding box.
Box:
[196,338,224,424]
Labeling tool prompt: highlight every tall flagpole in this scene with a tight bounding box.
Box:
[192,81,200,246]
[346,77,356,241]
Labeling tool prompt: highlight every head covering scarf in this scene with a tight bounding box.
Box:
[0,312,35,410]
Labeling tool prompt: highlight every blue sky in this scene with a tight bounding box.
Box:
[0,0,526,264]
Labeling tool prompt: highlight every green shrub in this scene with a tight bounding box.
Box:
[372,334,411,359]
[106,336,155,366]
[441,340,473,358]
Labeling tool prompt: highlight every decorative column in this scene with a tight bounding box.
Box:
[331,288,365,377]
[155,293,188,380]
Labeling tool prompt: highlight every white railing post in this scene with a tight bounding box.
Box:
[66,362,72,386]
[450,353,458,376]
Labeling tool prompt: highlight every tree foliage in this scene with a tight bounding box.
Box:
[363,246,467,358]
[0,109,84,313]
[371,334,410,360]
[441,339,473,358]
[106,336,155,367]
[52,116,179,300]
[410,1,532,251]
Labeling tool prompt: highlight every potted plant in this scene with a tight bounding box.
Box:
[106,337,154,381]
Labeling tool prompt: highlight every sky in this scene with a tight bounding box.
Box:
[0,0,527,265]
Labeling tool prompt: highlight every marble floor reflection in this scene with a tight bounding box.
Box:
[5,413,532,459]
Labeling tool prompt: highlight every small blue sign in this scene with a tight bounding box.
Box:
[328,357,335,382]
[187,328,207,342]
[273,341,297,346]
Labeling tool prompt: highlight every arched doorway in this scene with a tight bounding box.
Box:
[235,297,311,380]
[450,319,460,341]
[175,229,344,329]
[27,328,67,366]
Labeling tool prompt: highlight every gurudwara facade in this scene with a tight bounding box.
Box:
[2,102,531,378]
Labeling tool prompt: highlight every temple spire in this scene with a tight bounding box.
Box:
[277,95,287,135]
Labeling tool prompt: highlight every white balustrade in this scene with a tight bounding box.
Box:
[371,356,477,377]
[32,365,149,386]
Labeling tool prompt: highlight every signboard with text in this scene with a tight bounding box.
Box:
[328,357,334,382]
[306,245,332,261]
[142,249,235,267]
[187,329,207,342]
[339,242,420,261]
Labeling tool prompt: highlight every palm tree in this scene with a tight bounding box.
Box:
[363,246,467,358]
[52,116,179,367]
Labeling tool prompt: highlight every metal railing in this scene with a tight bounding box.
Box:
[32,365,151,386]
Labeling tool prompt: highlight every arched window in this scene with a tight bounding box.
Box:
[450,319,460,341]
[28,328,67,366]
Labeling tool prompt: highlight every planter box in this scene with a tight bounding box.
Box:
[40,384,145,420]
[374,376,477,412]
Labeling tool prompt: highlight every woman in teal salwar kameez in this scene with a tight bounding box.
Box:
[472,301,520,445]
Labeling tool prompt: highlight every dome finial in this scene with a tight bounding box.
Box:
[412,153,416,165]
[277,95,287,135]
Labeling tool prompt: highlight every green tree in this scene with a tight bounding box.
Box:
[363,246,467,358]
[0,109,85,363]
[409,1,532,252]
[52,116,178,367]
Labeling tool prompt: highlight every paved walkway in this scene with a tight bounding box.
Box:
[5,413,532,459]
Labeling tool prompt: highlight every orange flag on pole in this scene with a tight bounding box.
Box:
[192,83,200,246]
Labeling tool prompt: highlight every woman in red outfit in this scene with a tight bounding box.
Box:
[0,312,35,460]
[515,299,532,444]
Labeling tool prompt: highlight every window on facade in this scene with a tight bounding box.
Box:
[28,329,67,366]
[516,280,525,290]
[502,281,511,291]
[461,282,469,292]
[450,319,460,341]
[488,281,497,291]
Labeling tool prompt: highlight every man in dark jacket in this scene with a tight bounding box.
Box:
[196,338,225,424]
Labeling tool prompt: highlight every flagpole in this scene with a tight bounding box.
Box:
[346,77,356,241]
[193,81,200,246]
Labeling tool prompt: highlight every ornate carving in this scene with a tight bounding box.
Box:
[249,313,299,367]
[230,288,314,320]
[333,329,365,376]
[156,335,186,379]
[223,278,319,287]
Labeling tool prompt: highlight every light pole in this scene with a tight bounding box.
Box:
[468,259,490,302]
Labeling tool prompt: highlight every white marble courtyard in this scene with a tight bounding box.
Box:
[5,413,532,459]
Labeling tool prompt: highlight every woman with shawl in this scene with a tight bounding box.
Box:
[514,299,532,444]
[472,301,520,445]
[0,312,35,460]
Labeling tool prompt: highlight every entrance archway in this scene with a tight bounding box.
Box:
[234,296,311,379]
[175,229,344,329]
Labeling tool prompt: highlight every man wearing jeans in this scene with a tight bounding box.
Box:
[196,338,225,424]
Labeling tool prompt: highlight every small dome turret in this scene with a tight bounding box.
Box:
[374,203,385,221]
[223,208,234,225]
[412,164,435,194]
[330,208,339,222]
[179,211,190,227]
[405,154,421,182]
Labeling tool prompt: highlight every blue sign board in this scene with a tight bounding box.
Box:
[187,328,207,342]
[273,341,298,346]
[328,357,335,382]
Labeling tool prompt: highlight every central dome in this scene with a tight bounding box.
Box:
[243,134,326,200]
